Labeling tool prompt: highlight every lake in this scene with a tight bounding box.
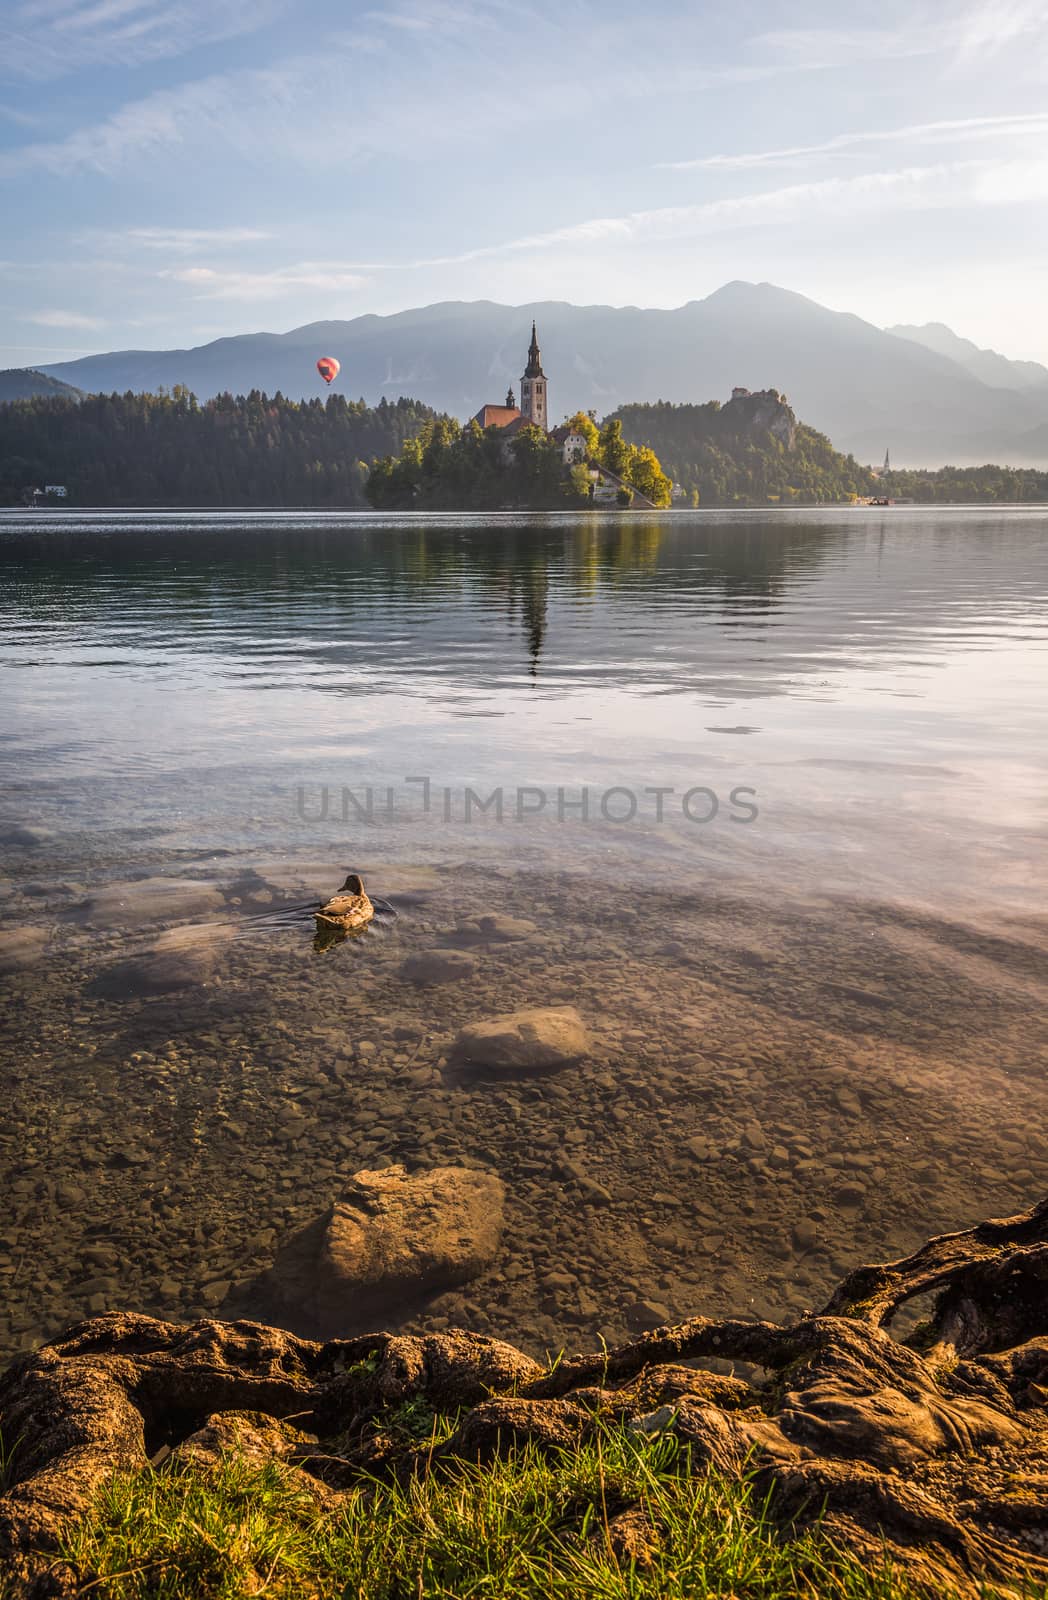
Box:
[1,506,1046,1363]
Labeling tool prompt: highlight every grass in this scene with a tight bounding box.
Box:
[50,1419,948,1600]
[0,1425,23,1497]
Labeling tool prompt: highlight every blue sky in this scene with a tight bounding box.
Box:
[2,0,1047,368]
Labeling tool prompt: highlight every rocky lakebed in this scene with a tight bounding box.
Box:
[1,837,1046,1375]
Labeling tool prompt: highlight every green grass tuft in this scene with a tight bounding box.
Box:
[46,1418,972,1600]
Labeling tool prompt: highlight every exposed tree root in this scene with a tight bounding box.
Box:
[2,1197,1048,1597]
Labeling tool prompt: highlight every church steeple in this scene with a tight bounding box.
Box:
[524,321,545,379]
[520,321,548,428]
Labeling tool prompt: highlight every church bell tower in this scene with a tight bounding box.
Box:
[520,322,547,429]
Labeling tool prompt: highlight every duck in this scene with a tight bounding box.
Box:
[314,871,374,946]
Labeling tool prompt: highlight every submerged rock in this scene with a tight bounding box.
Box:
[444,914,539,945]
[79,877,225,929]
[88,925,229,998]
[449,1006,591,1074]
[0,824,52,848]
[267,1163,505,1331]
[400,949,476,986]
[0,926,49,973]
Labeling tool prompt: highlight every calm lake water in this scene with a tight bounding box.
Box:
[1,507,1047,1363]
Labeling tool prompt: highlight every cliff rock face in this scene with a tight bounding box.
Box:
[2,1195,1048,1598]
[722,389,798,449]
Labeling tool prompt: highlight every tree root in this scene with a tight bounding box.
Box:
[3,1197,1048,1597]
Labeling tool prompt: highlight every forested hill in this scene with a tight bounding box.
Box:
[0,368,83,403]
[0,389,437,507]
[609,392,877,506]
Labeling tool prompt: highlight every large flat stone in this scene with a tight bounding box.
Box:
[268,1164,504,1331]
[80,877,225,929]
[449,1006,591,1074]
[444,914,539,946]
[88,925,232,998]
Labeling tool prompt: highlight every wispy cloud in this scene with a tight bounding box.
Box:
[751,23,939,69]
[163,263,370,300]
[382,157,1048,266]
[0,0,285,81]
[152,154,1046,288]
[952,0,1046,60]
[121,226,274,251]
[758,0,1047,72]
[0,3,979,183]
[25,307,104,327]
[0,340,103,354]
[0,101,40,125]
[361,0,501,31]
[0,61,296,175]
[662,112,1048,172]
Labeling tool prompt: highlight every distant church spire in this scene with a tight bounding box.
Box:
[506,386,516,408]
[520,321,548,428]
[882,447,891,475]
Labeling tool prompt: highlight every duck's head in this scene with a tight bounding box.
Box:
[340,872,365,894]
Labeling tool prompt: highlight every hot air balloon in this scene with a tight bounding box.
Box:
[316,356,340,386]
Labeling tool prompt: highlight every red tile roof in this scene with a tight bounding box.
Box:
[473,404,521,429]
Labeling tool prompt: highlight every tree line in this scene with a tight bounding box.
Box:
[3,387,1046,510]
[880,464,1048,502]
[365,412,673,510]
[0,388,436,507]
[365,417,572,509]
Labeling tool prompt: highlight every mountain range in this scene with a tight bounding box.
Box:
[14,283,1048,467]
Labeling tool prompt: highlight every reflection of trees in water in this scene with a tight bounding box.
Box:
[4,516,841,674]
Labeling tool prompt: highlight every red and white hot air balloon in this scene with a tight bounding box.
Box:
[316,356,340,386]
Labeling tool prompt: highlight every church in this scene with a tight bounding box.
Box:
[471,324,589,466]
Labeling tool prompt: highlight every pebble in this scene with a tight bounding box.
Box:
[556,1159,612,1204]
[625,1300,671,1332]
[792,1219,819,1252]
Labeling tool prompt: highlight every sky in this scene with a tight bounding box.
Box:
[2,0,1048,369]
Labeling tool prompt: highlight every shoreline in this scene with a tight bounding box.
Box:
[6,500,1048,514]
[2,1193,1046,1598]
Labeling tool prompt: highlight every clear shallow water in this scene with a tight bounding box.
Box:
[1,507,1047,1361]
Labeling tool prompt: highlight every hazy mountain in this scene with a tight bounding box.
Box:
[888,322,1048,396]
[41,284,1048,467]
[0,368,83,403]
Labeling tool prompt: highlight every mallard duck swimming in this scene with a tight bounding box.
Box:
[313,872,374,952]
